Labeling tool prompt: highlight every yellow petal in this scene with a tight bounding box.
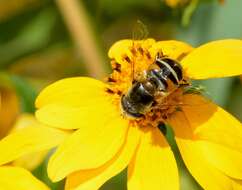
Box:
[177,140,233,190]
[65,126,140,190]
[5,114,49,170]
[108,39,193,66]
[0,124,69,166]
[181,39,242,79]
[108,39,156,66]
[179,95,242,179]
[197,140,242,179]
[232,179,242,189]
[128,127,179,190]
[35,77,107,108]
[9,113,38,132]
[48,116,129,182]
[168,94,242,189]
[181,94,242,151]
[36,101,121,130]
[149,40,193,60]
[35,77,121,130]
[108,39,133,63]
[168,111,233,190]
[0,166,49,190]
[12,150,48,171]
[178,94,242,179]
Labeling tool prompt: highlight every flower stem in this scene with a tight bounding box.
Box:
[181,0,199,27]
[55,0,106,79]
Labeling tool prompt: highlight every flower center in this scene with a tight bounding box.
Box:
[105,40,189,128]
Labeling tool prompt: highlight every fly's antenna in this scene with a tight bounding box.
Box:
[132,20,149,41]
[131,20,149,83]
[131,40,135,83]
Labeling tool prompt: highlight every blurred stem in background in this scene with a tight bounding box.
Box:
[55,0,106,79]
[181,0,199,27]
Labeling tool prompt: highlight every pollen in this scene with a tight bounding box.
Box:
[106,40,154,95]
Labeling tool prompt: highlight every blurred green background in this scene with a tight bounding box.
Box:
[0,0,241,189]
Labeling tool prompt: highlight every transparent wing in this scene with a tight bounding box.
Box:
[132,20,149,40]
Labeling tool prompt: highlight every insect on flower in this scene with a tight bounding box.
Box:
[121,52,188,118]
[115,22,195,126]
[33,36,242,190]
[17,29,242,190]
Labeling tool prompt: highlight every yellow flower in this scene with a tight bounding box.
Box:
[34,39,242,190]
[0,93,50,189]
[0,114,61,190]
[9,114,50,171]
[0,113,70,189]
[0,166,49,190]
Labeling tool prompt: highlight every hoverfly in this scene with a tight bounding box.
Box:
[121,53,186,118]
[121,21,191,118]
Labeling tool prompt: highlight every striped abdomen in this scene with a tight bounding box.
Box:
[146,57,183,91]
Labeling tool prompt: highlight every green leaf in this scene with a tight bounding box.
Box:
[0,7,57,68]
[7,74,37,113]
